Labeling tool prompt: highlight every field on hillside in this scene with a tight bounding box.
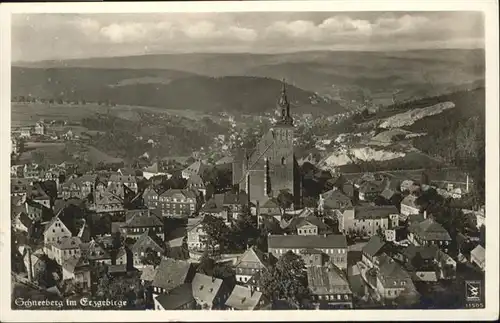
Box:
[11,102,210,128]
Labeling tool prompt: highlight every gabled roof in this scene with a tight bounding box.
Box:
[377,254,412,287]
[154,283,195,309]
[307,265,352,295]
[183,161,207,176]
[140,265,158,282]
[123,209,163,228]
[225,285,264,310]
[321,189,353,209]
[235,247,272,269]
[160,189,198,199]
[403,245,439,261]
[471,245,485,262]
[187,173,206,187]
[261,197,280,209]
[53,236,81,250]
[108,174,137,183]
[268,234,347,250]
[62,256,89,273]
[296,216,328,231]
[192,273,223,306]
[16,212,33,229]
[409,218,451,241]
[85,240,111,260]
[354,205,398,220]
[380,188,398,200]
[131,229,165,253]
[152,258,193,291]
[401,194,420,209]
[362,235,386,258]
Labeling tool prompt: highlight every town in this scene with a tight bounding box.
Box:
[10,82,486,311]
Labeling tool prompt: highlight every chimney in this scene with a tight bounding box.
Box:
[423,210,427,219]
[324,234,327,238]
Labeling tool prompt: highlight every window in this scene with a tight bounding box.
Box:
[337,295,341,300]
[388,290,391,296]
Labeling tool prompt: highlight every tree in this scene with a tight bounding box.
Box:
[258,251,310,308]
[420,171,430,185]
[276,190,294,214]
[140,247,162,268]
[228,211,259,252]
[201,215,230,255]
[196,251,216,276]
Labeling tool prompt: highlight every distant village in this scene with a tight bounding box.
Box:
[11,86,485,311]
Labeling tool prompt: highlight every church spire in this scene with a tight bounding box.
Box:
[276,79,293,126]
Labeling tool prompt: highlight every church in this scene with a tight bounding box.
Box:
[232,81,302,209]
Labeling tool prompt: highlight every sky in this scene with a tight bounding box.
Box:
[11,11,484,62]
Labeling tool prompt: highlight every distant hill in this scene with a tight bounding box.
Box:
[14,49,485,105]
[11,67,345,115]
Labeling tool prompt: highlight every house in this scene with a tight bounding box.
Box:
[24,200,45,221]
[43,212,80,246]
[470,245,485,271]
[120,209,164,241]
[142,186,165,209]
[221,191,249,216]
[362,235,386,269]
[462,208,486,229]
[192,273,228,310]
[62,256,91,291]
[140,265,158,285]
[338,206,399,237]
[131,229,166,270]
[187,218,212,258]
[151,258,196,295]
[319,189,353,215]
[83,240,112,265]
[30,184,52,209]
[258,198,281,216]
[408,215,452,251]
[155,189,199,218]
[200,194,230,224]
[187,173,208,199]
[358,181,385,201]
[400,195,421,216]
[373,254,419,303]
[115,246,132,268]
[234,247,273,284]
[401,245,457,280]
[11,177,31,199]
[181,160,207,180]
[295,216,329,236]
[23,249,45,283]
[107,174,138,199]
[35,122,46,135]
[90,189,124,214]
[23,163,42,179]
[307,264,353,309]
[143,162,171,180]
[267,234,348,269]
[225,285,269,310]
[400,180,416,193]
[61,174,97,200]
[13,212,33,233]
[50,236,82,266]
[153,283,196,310]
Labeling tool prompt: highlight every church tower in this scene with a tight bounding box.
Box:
[233,80,301,209]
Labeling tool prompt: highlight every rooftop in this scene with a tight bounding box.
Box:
[354,205,399,220]
[154,283,195,310]
[152,258,193,292]
[307,265,352,295]
[225,285,264,310]
[268,234,347,250]
[191,273,224,306]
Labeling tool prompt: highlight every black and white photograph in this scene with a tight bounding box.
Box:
[1,1,498,321]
